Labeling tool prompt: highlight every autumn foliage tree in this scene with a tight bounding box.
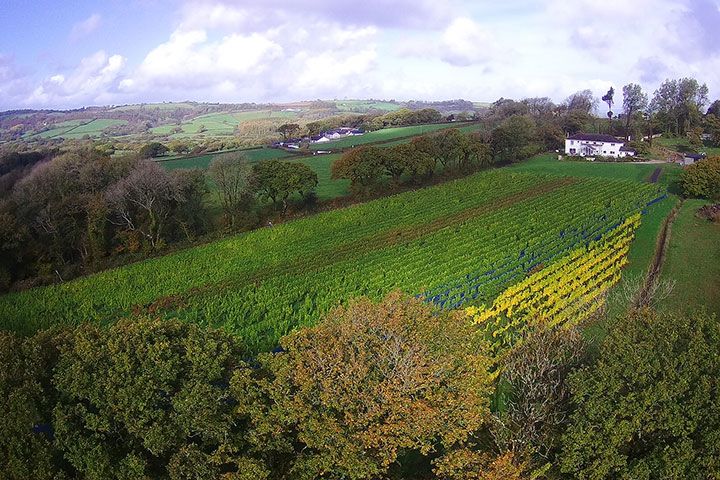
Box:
[231,293,495,480]
[331,145,387,193]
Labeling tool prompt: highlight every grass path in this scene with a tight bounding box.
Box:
[659,199,720,315]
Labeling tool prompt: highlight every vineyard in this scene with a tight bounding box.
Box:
[0,170,664,352]
[468,214,640,353]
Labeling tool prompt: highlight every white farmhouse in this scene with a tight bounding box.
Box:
[565,133,636,158]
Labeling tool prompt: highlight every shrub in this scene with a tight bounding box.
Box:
[680,156,720,200]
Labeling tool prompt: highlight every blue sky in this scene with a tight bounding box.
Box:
[1,0,718,110]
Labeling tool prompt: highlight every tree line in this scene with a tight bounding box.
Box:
[0,149,317,291]
[1,292,717,479]
[329,113,563,195]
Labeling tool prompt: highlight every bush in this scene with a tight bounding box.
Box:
[680,156,720,200]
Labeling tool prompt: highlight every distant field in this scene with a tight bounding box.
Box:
[27,119,85,138]
[110,102,199,111]
[158,148,296,170]
[29,118,128,139]
[151,110,300,136]
[309,122,462,150]
[293,154,350,199]
[0,170,661,354]
[336,100,402,112]
[62,119,128,138]
[660,199,720,315]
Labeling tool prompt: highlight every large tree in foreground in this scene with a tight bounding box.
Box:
[52,318,251,480]
[232,292,495,480]
[561,308,720,479]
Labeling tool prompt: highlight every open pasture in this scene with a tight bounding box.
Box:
[151,110,300,136]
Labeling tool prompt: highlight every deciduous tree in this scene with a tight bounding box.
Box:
[208,153,254,229]
[561,309,720,479]
[331,146,386,193]
[232,293,494,480]
[621,83,649,140]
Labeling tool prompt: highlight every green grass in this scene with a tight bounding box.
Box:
[28,119,128,139]
[655,136,720,157]
[309,123,460,150]
[151,110,299,136]
[158,148,296,170]
[604,195,679,320]
[660,199,720,315]
[335,100,402,112]
[62,119,128,138]
[508,154,682,187]
[0,171,659,353]
[293,154,349,200]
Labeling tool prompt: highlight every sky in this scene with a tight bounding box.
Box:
[0,0,719,111]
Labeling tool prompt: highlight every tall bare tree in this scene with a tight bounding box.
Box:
[622,83,649,140]
[105,161,178,249]
[208,153,253,229]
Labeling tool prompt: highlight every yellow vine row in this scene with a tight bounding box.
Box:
[467,214,641,351]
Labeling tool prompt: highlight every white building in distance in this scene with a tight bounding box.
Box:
[565,133,636,158]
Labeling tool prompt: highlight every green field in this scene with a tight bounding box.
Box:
[660,199,720,315]
[0,169,661,352]
[110,102,199,111]
[336,100,402,112]
[157,149,348,200]
[310,123,462,150]
[158,148,296,170]
[151,110,299,136]
[293,154,350,199]
[29,118,128,139]
[508,154,682,187]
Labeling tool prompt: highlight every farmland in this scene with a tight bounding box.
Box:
[150,110,300,136]
[27,118,128,139]
[309,122,466,150]
[158,147,297,170]
[0,169,663,352]
[336,100,403,112]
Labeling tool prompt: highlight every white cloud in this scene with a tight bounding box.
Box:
[25,51,126,107]
[440,17,502,67]
[69,13,102,42]
[120,28,283,92]
[178,3,249,31]
[2,0,718,109]
[119,20,380,101]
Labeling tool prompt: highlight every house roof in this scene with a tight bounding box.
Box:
[684,153,705,160]
[619,145,635,152]
[567,133,622,143]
